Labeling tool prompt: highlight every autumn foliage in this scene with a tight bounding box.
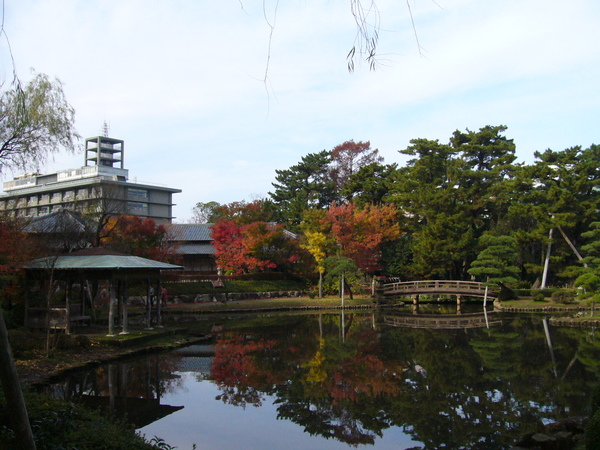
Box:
[302,202,402,275]
[101,215,180,263]
[326,202,401,273]
[211,220,308,276]
[0,218,34,301]
[210,333,278,407]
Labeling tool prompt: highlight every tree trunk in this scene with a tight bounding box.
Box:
[0,307,36,449]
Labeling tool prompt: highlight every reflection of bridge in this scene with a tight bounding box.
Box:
[383,280,497,300]
[382,312,502,329]
[172,345,215,376]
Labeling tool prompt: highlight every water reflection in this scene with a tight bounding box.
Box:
[46,311,600,449]
[46,353,187,428]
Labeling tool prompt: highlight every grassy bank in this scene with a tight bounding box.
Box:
[164,295,378,312]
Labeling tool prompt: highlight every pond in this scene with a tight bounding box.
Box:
[45,307,599,449]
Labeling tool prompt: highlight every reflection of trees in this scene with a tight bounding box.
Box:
[277,324,403,446]
[210,314,402,446]
[377,315,600,449]
[207,312,600,448]
[379,327,517,449]
[210,334,278,408]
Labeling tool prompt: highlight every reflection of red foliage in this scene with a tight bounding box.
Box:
[210,334,278,407]
[305,328,402,405]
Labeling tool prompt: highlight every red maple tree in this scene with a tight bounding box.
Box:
[326,202,401,273]
[102,215,180,263]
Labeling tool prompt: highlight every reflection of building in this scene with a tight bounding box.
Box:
[50,356,184,429]
[0,135,181,223]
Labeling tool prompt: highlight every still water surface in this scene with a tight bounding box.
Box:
[48,307,600,449]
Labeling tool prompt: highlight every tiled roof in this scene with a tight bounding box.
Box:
[175,243,216,255]
[23,209,90,234]
[167,223,213,241]
[25,249,183,271]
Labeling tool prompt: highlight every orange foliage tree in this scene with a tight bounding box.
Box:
[101,215,180,263]
[0,218,34,306]
[211,220,310,276]
[306,202,402,274]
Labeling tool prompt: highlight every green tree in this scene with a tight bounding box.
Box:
[467,234,520,286]
[389,126,518,280]
[0,72,79,173]
[215,199,278,225]
[574,222,600,314]
[507,145,600,286]
[269,150,338,229]
[340,162,397,206]
[190,200,221,223]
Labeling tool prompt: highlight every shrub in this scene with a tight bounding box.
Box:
[0,392,155,449]
[531,291,546,302]
[7,328,43,356]
[551,289,576,304]
[586,409,600,450]
[591,384,600,415]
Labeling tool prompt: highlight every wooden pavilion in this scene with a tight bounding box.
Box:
[23,248,183,335]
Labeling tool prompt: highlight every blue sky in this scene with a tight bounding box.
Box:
[1,0,599,222]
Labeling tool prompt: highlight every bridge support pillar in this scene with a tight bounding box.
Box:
[412,295,420,314]
[456,295,463,315]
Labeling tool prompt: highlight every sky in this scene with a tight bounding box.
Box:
[1,0,599,222]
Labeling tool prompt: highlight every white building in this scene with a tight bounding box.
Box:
[0,135,181,223]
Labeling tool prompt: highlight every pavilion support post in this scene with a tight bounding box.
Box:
[116,281,122,328]
[23,274,30,327]
[65,282,71,335]
[156,282,163,328]
[107,281,116,337]
[145,279,153,330]
[120,280,129,335]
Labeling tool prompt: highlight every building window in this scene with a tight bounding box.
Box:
[127,202,148,214]
[76,188,88,200]
[128,188,148,199]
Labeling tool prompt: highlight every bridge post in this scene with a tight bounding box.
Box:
[412,295,419,314]
[373,276,386,299]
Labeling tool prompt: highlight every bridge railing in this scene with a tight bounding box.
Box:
[382,280,497,297]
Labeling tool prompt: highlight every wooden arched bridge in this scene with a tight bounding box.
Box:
[381,280,497,300]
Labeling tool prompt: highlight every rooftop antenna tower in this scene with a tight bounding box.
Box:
[101,121,110,137]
